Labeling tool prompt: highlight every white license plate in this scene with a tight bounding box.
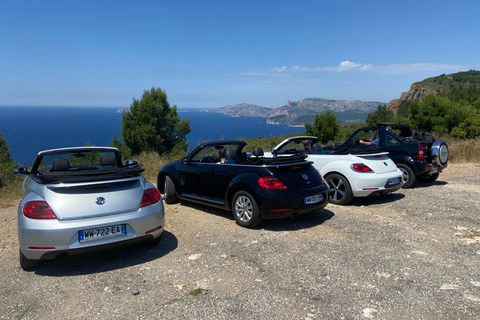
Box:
[304,194,324,205]
[387,177,401,186]
[79,224,126,242]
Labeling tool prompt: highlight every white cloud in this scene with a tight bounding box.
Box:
[244,61,477,76]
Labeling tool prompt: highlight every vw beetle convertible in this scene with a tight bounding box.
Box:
[14,146,164,270]
[157,140,329,228]
[267,136,404,205]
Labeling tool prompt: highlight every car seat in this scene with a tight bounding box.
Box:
[225,149,239,164]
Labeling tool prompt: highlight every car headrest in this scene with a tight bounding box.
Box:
[252,147,264,157]
[100,154,116,166]
[51,158,70,172]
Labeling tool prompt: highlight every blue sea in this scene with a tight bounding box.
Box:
[0,106,305,165]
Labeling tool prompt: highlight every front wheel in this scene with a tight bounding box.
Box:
[164,175,177,204]
[326,173,354,205]
[232,191,262,228]
[20,249,39,270]
[396,163,416,188]
[417,172,439,183]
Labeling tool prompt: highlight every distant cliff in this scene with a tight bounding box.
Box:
[203,98,384,126]
[387,70,480,113]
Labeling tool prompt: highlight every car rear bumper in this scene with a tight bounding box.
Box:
[257,186,329,219]
[350,170,403,197]
[18,203,165,260]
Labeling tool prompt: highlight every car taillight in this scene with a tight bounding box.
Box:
[23,201,57,219]
[351,164,373,173]
[317,170,324,182]
[418,145,424,160]
[141,188,161,207]
[258,177,287,190]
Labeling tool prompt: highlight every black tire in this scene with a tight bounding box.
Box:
[232,191,262,228]
[20,249,39,270]
[326,173,354,205]
[417,172,439,183]
[164,175,177,204]
[396,163,416,188]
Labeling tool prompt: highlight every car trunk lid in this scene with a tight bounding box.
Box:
[268,162,324,190]
[354,153,398,174]
[44,177,144,220]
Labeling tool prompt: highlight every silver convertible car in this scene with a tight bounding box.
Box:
[14,147,164,270]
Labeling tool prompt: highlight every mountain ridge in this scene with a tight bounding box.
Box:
[203,98,385,126]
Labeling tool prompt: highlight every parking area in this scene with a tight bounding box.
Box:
[1,164,479,319]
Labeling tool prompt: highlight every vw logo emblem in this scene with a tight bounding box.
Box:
[302,174,309,180]
[383,162,388,166]
[96,197,106,205]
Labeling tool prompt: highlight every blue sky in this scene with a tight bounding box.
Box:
[1,0,479,109]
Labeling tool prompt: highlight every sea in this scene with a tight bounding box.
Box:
[0,106,305,165]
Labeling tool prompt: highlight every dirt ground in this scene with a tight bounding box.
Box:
[0,163,479,319]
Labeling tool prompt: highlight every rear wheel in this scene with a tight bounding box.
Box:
[164,175,177,204]
[20,249,39,270]
[232,191,262,228]
[417,172,439,183]
[326,173,354,205]
[396,163,416,188]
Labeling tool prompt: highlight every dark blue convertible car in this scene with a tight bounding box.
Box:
[157,140,329,228]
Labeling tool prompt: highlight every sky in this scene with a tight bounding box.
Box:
[1,0,479,109]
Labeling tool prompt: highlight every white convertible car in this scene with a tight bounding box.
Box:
[267,136,403,205]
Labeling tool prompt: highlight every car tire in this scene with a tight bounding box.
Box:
[232,191,262,228]
[325,173,354,205]
[20,249,39,270]
[417,172,439,183]
[396,163,416,188]
[164,175,177,204]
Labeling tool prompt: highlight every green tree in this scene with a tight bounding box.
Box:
[0,132,15,188]
[305,112,340,144]
[366,105,394,126]
[113,87,191,156]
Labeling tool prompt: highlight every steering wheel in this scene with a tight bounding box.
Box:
[200,156,215,163]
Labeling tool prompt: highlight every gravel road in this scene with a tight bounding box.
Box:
[1,164,479,320]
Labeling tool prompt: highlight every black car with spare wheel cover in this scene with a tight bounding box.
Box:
[157,140,329,228]
[345,123,449,188]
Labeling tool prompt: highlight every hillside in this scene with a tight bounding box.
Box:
[387,70,480,111]
[203,98,385,126]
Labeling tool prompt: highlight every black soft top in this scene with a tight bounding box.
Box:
[31,146,144,184]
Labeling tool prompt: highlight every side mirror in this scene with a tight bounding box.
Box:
[125,160,138,167]
[13,167,28,175]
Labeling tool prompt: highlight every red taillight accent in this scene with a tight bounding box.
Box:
[317,170,324,182]
[352,164,373,173]
[271,208,292,212]
[418,144,424,161]
[145,226,162,234]
[141,188,161,207]
[258,177,287,190]
[23,201,57,219]
[28,247,56,250]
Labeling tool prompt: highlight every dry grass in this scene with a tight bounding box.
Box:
[448,137,480,163]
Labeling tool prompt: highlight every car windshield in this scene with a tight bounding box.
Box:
[277,139,324,155]
[190,144,242,162]
[37,151,117,173]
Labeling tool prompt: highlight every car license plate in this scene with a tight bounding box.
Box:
[304,194,324,205]
[387,177,401,186]
[79,224,126,242]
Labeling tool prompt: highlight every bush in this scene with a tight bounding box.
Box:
[0,132,15,188]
